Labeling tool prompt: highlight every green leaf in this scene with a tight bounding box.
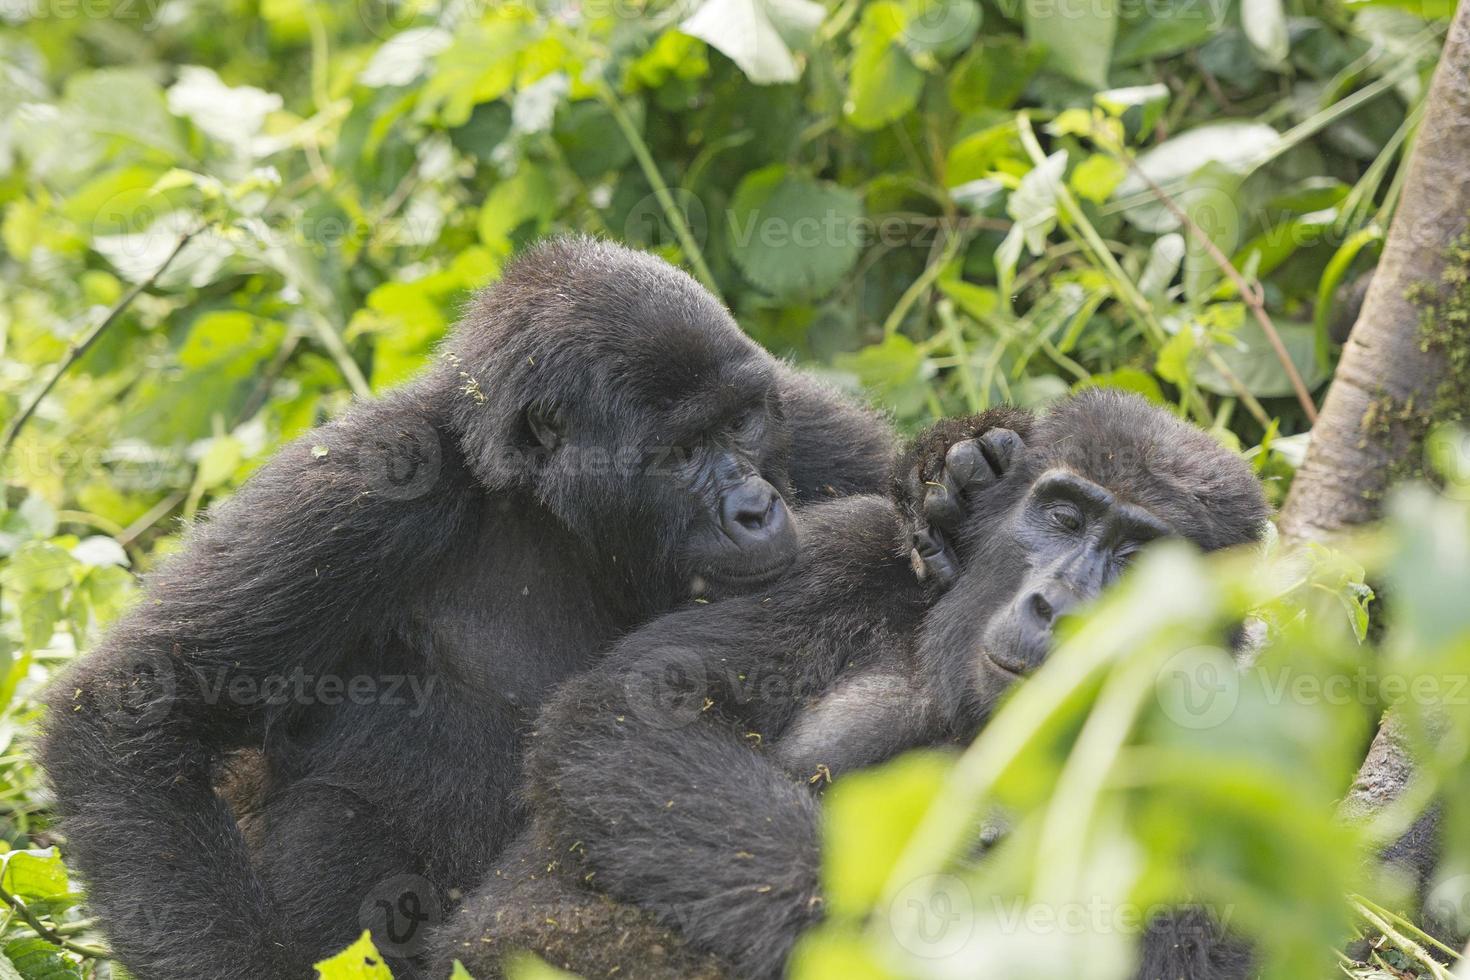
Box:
[1007,150,1067,255]
[1022,0,1119,88]
[166,66,283,151]
[1095,82,1170,134]
[1114,122,1280,233]
[358,28,452,88]
[821,750,952,916]
[1069,154,1126,205]
[314,933,394,980]
[898,0,982,57]
[1075,367,1166,403]
[504,953,581,980]
[727,166,864,299]
[947,35,1046,111]
[448,962,476,980]
[1196,316,1327,397]
[194,436,243,491]
[681,0,825,85]
[1,939,81,980]
[478,168,556,253]
[0,850,70,903]
[0,543,76,593]
[1242,0,1290,64]
[845,2,924,130]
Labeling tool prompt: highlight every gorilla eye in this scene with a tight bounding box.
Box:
[1047,503,1084,532]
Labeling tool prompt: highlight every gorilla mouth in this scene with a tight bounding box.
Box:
[702,557,796,589]
[983,652,1027,679]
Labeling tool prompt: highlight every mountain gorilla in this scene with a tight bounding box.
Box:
[434,391,1269,980]
[38,237,913,980]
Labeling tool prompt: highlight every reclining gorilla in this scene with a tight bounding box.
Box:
[434,390,1270,980]
[38,237,921,980]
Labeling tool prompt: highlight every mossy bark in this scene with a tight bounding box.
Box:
[1278,1,1470,540]
[1278,0,1470,911]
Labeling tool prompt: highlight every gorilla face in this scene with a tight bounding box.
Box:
[977,468,1168,679]
[519,340,799,600]
[918,390,1268,731]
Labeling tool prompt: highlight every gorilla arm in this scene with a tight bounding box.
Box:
[775,367,896,501]
[38,385,477,980]
[522,497,933,980]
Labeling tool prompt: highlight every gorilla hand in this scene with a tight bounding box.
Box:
[900,410,1031,588]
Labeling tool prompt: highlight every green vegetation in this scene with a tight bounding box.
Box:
[0,0,1466,977]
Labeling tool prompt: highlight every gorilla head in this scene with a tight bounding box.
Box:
[444,236,798,601]
[921,389,1270,726]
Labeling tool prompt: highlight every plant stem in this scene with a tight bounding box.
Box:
[1,227,201,466]
[598,83,721,300]
[0,882,110,960]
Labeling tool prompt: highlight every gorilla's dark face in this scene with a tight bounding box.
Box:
[918,390,1269,730]
[447,237,805,605]
[520,346,799,598]
[977,468,1168,679]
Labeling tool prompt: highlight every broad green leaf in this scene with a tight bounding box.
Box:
[681,0,825,85]
[626,30,710,90]
[359,28,452,88]
[1180,162,1246,302]
[504,953,581,980]
[1069,154,1126,204]
[1022,0,1119,88]
[1195,317,1327,397]
[1243,0,1290,64]
[1,939,81,980]
[166,66,283,151]
[1113,123,1281,233]
[845,2,924,130]
[821,750,953,916]
[1095,82,1170,135]
[478,168,556,252]
[448,962,476,980]
[899,0,982,57]
[194,436,244,491]
[315,933,394,980]
[0,849,70,903]
[70,536,128,568]
[1007,150,1067,255]
[0,543,76,593]
[948,35,1046,111]
[727,166,864,299]
[788,925,900,979]
[1075,367,1166,403]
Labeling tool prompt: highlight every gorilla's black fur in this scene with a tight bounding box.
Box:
[37,237,898,980]
[434,391,1269,980]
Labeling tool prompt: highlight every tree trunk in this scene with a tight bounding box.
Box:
[1278,0,1470,922]
[1278,0,1470,540]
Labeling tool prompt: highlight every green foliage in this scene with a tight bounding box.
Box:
[0,0,1459,977]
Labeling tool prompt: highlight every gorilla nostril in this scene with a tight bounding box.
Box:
[1029,593,1054,625]
[721,480,785,542]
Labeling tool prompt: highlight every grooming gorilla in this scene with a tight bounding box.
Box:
[38,237,911,980]
[434,390,1269,980]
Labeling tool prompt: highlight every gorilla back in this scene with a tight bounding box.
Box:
[38,237,895,980]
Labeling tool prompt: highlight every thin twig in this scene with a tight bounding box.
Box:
[1122,159,1319,423]
[0,881,110,959]
[1,227,202,465]
[597,83,721,300]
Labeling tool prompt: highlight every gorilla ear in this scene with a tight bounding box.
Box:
[525,404,565,452]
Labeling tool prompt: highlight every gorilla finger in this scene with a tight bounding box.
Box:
[976,428,1024,483]
[942,440,985,488]
[909,530,959,587]
[924,483,963,530]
